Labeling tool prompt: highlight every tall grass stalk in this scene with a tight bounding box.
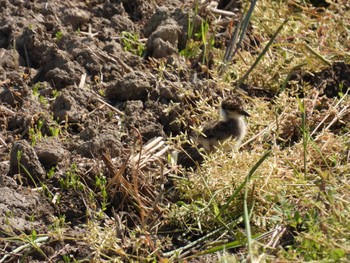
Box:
[297,97,308,180]
[243,150,271,261]
[218,150,271,218]
[238,18,289,85]
[220,0,258,75]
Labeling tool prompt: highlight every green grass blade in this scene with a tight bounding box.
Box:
[238,18,289,85]
[218,150,271,218]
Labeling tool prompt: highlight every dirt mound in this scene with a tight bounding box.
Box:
[0,0,208,261]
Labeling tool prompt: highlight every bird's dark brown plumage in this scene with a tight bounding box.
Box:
[198,99,250,151]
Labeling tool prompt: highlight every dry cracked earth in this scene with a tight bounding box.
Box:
[0,0,349,261]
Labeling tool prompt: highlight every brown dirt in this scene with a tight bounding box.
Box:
[0,0,349,261]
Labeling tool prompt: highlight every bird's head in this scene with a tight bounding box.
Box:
[220,99,250,121]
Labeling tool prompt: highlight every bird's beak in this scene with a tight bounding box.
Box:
[240,110,250,117]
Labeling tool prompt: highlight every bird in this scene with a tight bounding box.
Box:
[176,98,250,168]
[197,99,250,152]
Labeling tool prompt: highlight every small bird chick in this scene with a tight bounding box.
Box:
[198,99,250,152]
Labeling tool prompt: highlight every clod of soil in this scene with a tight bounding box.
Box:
[34,138,66,168]
[0,184,53,235]
[106,70,155,101]
[8,140,46,184]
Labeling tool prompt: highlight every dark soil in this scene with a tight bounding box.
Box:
[0,0,349,261]
[289,61,350,97]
